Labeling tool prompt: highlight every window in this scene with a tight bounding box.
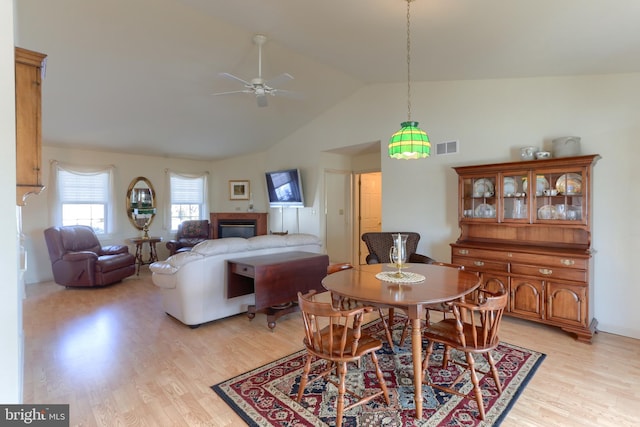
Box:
[51,162,115,234]
[167,171,209,231]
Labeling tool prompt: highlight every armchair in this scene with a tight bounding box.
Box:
[165,219,210,255]
[44,225,136,287]
[361,232,435,265]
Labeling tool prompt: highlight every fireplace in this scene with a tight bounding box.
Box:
[218,220,256,239]
[210,212,268,239]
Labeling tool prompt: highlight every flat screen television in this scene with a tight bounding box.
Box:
[265,168,305,208]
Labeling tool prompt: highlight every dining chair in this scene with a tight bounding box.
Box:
[327,262,354,275]
[422,288,508,421]
[397,262,467,346]
[296,290,390,427]
[327,263,397,351]
[360,232,437,348]
[361,232,435,265]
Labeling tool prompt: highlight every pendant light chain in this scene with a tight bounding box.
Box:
[406,0,412,122]
[388,0,430,160]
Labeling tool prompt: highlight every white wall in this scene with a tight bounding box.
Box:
[209,150,267,213]
[266,73,640,339]
[0,0,21,403]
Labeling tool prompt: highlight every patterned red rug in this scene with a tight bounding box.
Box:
[212,316,545,426]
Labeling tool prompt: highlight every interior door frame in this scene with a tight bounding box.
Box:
[324,168,354,265]
[353,170,382,265]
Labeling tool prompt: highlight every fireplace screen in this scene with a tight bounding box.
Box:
[218,221,257,239]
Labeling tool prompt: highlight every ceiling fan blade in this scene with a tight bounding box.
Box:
[219,72,252,86]
[264,73,294,88]
[212,89,253,96]
[256,94,268,107]
[271,88,303,100]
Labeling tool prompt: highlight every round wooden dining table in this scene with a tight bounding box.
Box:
[322,262,481,420]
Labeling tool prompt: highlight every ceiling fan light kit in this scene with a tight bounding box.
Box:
[389,0,430,160]
[213,34,296,107]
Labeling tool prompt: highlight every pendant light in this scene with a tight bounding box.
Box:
[389,0,430,160]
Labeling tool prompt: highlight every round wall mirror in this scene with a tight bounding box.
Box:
[126,177,156,236]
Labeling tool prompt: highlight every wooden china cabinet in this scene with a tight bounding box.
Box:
[15,47,47,206]
[451,154,600,342]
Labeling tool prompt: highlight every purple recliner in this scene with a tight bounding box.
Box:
[44,225,136,287]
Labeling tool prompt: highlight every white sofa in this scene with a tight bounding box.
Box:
[149,233,324,327]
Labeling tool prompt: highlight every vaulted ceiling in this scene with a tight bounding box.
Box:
[14,0,640,160]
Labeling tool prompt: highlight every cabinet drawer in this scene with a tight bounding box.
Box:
[452,256,509,273]
[231,263,255,278]
[452,247,507,261]
[511,263,587,282]
[507,252,588,269]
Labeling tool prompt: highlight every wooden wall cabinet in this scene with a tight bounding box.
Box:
[451,154,600,342]
[15,47,47,206]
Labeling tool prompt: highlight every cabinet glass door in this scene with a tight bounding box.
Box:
[533,169,585,223]
[461,175,497,220]
[501,172,528,221]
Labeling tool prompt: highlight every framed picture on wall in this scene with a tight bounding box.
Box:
[229,180,250,200]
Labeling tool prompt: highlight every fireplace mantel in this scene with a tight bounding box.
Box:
[210,212,268,239]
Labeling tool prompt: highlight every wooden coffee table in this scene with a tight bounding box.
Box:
[227,251,329,329]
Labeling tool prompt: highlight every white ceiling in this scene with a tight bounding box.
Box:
[14,0,640,160]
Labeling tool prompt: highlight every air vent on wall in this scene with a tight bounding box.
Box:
[435,140,459,156]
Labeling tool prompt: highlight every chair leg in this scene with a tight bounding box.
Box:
[442,345,452,367]
[336,361,347,427]
[399,317,410,346]
[378,308,395,351]
[487,352,503,395]
[370,352,391,405]
[296,354,313,403]
[422,340,435,373]
[465,352,486,421]
[387,307,395,327]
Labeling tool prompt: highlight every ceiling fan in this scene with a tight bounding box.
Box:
[213,34,296,107]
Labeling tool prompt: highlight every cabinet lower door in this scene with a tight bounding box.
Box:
[465,270,508,304]
[481,273,509,296]
[510,276,545,320]
[546,281,588,328]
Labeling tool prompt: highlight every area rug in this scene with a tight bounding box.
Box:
[212,316,545,426]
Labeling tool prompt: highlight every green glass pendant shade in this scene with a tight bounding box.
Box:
[389,121,431,159]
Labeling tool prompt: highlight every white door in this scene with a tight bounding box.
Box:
[358,172,382,264]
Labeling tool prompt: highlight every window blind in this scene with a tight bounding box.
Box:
[58,170,109,203]
[170,175,205,204]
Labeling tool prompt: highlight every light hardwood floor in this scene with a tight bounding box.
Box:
[23,271,639,426]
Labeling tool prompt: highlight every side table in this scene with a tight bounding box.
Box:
[127,236,163,275]
[227,251,329,329]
